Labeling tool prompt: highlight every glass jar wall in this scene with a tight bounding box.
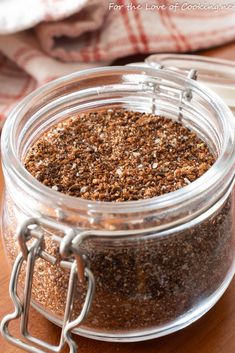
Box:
[1,66,235,344]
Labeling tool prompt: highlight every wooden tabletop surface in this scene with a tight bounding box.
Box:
[0,42,235,353]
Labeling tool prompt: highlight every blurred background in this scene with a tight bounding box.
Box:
[0,0,234,129]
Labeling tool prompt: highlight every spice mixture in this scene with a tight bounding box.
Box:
[24,109,214,201]
[3,109,234,335]
[4,194,234,332]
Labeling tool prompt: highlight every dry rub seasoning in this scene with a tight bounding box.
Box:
[4,109,234,332]
[24,109,214,201]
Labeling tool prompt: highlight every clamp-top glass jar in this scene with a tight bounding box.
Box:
[1,65,235,353]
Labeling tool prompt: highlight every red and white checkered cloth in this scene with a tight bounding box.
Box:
[0,0,235,127]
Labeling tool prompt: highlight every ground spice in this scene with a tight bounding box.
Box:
[24,109,214,201]
[3,109,234,335]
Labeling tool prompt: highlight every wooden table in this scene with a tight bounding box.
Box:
[1,43,235,353]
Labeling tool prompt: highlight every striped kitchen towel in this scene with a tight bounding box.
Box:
[0,0,235,126]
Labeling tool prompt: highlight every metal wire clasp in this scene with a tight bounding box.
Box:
[129,61,198,120]
[178,69,197,121]
[0,217,95,353]
[151,65,198,121]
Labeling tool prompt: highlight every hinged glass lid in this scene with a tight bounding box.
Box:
[145,54,235,110]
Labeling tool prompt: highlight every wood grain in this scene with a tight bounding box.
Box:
[1,43,235,353]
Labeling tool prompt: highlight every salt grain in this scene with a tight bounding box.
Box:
[80,186,88,193]
[52,185,58,191]
[152,163,158,169]
[116,167,123,177]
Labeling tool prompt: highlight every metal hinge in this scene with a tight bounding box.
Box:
[1,217,95,353]
[127,62,198,119]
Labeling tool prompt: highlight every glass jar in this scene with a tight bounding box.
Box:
[1,65,235,353]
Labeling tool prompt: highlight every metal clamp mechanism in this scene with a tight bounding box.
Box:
[0,217,95,353]
[154,65,198,121]
[130,62,198,120]
[178,69,197,121]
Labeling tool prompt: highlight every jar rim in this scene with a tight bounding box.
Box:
[1,65,235,217]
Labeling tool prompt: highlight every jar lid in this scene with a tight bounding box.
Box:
[144,54,235,111]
